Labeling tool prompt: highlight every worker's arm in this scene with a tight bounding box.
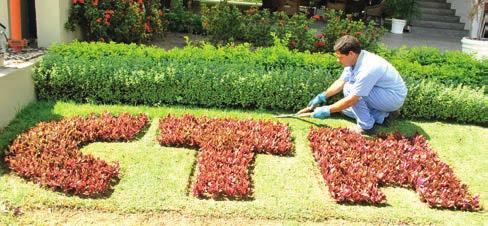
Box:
[329,94,360,113]
[324,79,346,98]
[307,78,346,108]
[310,94,360,119]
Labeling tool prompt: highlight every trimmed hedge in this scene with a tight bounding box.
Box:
[33,42,488,124]
[376,46,488,92]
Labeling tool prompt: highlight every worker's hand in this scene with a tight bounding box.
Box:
[308,92,327,108]
[311,106,331,119]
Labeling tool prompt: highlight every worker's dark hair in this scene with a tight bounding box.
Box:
[333,35,361,55]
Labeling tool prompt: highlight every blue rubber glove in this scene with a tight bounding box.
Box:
[307,92,327,108]
[311,106,331,119]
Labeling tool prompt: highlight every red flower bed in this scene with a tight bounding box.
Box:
[157,114,293,199]
[5,112,149,197]
[308,128,480,211]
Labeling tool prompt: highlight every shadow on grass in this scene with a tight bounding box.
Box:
[340,201,391,208]
[132,120,152,141]
[375,118,431,140]
[334,114,431,140]
[291,117,331,128]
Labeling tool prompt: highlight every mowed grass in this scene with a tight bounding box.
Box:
[0,101,487,224]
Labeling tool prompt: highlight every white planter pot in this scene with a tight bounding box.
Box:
[391,18,407,34]
[461,37,488,59]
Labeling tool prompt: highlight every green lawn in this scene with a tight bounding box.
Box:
[0,101,487,224]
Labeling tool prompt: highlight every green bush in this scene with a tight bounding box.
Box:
[240,11,318,52]
[201,2,243,43]
[319,9,385,52]
[165,1,204,34]
[33,42,488,124]
[202,5,383,53]
[240,8,276,47]
[402,79,487,123]
[273,13,316,52]
[375,45,488,92]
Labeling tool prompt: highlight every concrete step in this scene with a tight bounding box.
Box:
[417,1,451,9]
[412,20,465,30]
[412,27,468,38]
[420,14,460,23]
[419,7,456,16]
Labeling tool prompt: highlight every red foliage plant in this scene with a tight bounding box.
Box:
[308,127,480,211]
[5,112,149,197]
[157,114,293,199]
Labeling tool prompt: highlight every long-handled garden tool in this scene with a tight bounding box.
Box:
[275,106,316,118]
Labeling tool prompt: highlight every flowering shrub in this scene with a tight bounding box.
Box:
[308,127,480,211]
[201,2,242,43]
[318,9,384,52]
[66,0,167,43]
[5,112,149,197]
[240,7,275,46]
[157,114,293,198]
[272,12,316,52]
[202,4,383,53]
[202,3,317,50]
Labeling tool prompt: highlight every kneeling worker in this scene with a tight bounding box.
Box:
[299,35,407,134]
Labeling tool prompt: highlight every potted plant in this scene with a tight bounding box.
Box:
[385,0,419,34]
[461,0,487,59]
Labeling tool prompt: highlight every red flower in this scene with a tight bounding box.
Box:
[73,0,85,4]
[103,10,114,25]
[92,0,98,6]
[289,40,297,49]
[315,33,324,39]
[311,15,321,20]
[144,22,151,33]
[96,18,102,23]
[314,41,325,48]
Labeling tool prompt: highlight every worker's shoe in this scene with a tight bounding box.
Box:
[383,110,401,127]
[349,125,376,136]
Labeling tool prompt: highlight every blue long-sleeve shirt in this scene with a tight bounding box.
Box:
[340,50,407,99]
